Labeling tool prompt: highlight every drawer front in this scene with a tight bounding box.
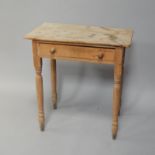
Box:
[38,43,115,64]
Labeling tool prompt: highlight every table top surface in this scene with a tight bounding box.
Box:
[25,23,133,47]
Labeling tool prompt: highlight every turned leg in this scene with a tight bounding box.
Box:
[112,48,124,139]
[112,64,123,139]
[51,59,57,109]
[118,64,124,116]
[118,50,125,116]
[32,41,45,131]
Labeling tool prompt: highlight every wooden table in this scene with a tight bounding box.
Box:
[25,23,133,139]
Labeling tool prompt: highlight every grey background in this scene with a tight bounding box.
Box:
[0,0,155,154]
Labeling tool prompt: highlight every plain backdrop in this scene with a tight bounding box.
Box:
[0,0,155,155]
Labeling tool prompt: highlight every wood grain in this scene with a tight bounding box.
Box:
[51,59,57,109]
[32,40,45,131]
[25,23,133,47]
[25,23,133,139]
[38,43,115,64]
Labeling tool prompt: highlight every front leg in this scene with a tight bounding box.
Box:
[32,41,45,131]
[112,48,124,139]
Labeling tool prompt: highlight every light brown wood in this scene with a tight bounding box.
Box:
[38,43,115,64]
[25,23,133,48]
[112,47,125,139]
[25,23,133,139]
[32,40,45,131]
[118,49,125,116]
[51,59,57,109]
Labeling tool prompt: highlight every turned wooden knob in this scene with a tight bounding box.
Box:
[97,53,104,59]
[50,48,56,54]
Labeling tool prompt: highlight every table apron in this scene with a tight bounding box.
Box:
[37,43,116,64]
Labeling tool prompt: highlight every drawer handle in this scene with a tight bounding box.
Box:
[50,48,56,54]
[97,53,104,60]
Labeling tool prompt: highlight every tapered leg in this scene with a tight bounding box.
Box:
[118,65,124,116]
[112,64,123,139]
[118,50,125,116]
[112,48,124,139]
[51,59,57,109]
[32,41,45,131]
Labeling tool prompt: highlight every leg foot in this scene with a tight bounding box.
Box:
[112,134,116,140]
[39,121,45,131]
[53,103,57,110]
[112,123,118,140]
[52,93,57,109]
[39,112,45,131]
[52,96,57,109]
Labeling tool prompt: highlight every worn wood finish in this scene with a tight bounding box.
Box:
[32,40,45,131]
[51,59,57,109]
[118,49,125,116]
[25,23,133,139]
[38,43,115,64]
[25,23,133,48]
[112,47,125,139]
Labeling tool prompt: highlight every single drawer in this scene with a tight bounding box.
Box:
[38,43,115,64]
